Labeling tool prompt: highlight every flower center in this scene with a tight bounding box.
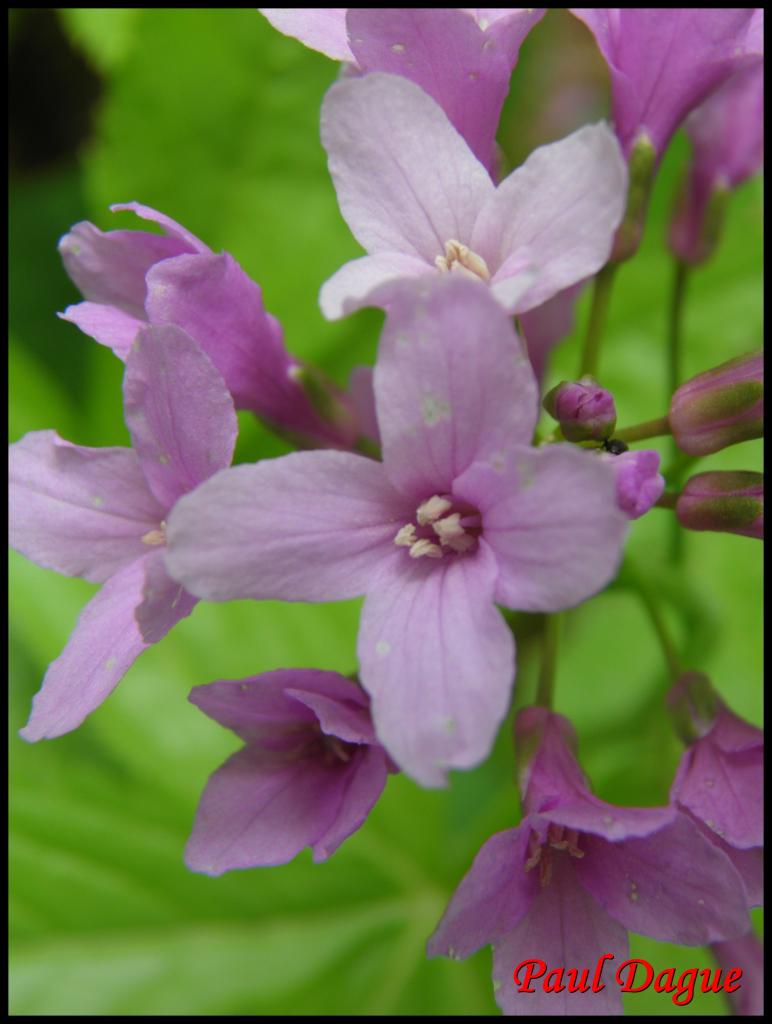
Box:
[141,520,167,546]
[524,824,585,887]
[434,239,490,282]
[394,494,481,560]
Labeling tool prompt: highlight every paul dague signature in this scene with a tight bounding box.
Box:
[513,954,743,1007]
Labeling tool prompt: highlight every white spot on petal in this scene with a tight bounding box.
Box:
[375,640,391,657]
[91,496,104,508]
[391,42,405,53]
[158,453,171,465]
[422,394,451,426]
[105,657,117,670]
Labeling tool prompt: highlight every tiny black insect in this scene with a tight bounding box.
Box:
[601,438,629,455]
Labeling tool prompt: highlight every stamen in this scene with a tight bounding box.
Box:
[141,522,167,546]
[416,495,452,525]
[394,523,417,547]
[409,538,444,559]
[432,512,463,541]
[434,239,490,281]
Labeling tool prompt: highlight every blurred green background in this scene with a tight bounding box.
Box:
[9,9,762,1015]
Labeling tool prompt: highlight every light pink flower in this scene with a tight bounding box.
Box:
[318,73,627,320]
[166,278,628,786]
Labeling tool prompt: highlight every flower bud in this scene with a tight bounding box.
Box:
[602,448,664,520]
[676,471,763,540]
[543,378,616,442]
[669,350,763,456]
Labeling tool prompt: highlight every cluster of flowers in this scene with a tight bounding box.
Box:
[9,8,763,1016]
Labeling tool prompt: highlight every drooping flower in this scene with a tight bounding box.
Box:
[604,448,665,520]
[186,669,394,874]
[9,325,237,740]
[570,8,763,161]
[544,379,617,442]
[166,277,628,786]
[668,671,763,907]
[59,202,359,449]
[669,350,763,457]
[260,8,546,172]
[318,72,627,320]
[428,706,750,1015]
[676,471,764,540]
[670,63,764,265]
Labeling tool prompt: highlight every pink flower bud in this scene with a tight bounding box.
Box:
[543,378,616,442]
[603,448,664,520]
[669,351,763,456]
[676,471,763,540]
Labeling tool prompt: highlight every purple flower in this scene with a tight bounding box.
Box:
[165,278,628,786]
[669,350,763,457]
[570,8,763,160]
[544,379,617,442]
[59,202,359,449]
[428,706,750,1015]
[604,449,665,519]
[318,72,627,320]
[670,64,764,265]
[676,471,764,540]
[260,8,546,172]
[186,669,393,873]
[668,671,763,908]
[9,325,237,740]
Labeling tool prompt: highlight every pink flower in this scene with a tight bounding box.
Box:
[570,8,763,159]
[605,449,665,519]
[428,707,750,1015]
[166,278,628,786]
[186,670,394,873]
[9,326,237,739]
[59,203,359,449]
[318,72,627,320]
[260,8,546,172]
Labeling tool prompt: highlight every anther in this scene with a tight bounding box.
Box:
[409,538,444,559]
[434,239,491,281]
[416,495,452,525]
[394,524,417,547]
[141,522,167,546]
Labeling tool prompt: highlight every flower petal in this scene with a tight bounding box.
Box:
[311,745,389,862]
[123,325,237,509]
[287,687,376,746]
[575,812,749,945]
[319,252,433,320]
[375,276,538,497]
[358,540,515,787]
[145,252,336,445]
[58,302,144,360]
[427,825,536,960]
[348,365,380,447]
[347,8,512,170]
[166,451,404,602]
[184,745,354,874]
[455,445,628,612]
[19,557,150,741]
[135,548,197,644]
[472,124,627,313]
[58,219,193,318]
[109,202,209,254]
[259,8,352,61]
[492,854,627,1016]
[321,72,493,263]
[519,283,585,386]
[9,430,165,583]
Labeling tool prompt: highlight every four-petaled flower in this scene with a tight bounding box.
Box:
[9,325,237,739]
[186,669,395,874]
[318,72,627,320]
[166,277,628,786]
[428,706,750,1015]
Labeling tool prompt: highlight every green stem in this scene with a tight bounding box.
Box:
[535,613,562,708]
[614,415,671,443]
[579,262,618,378]
[655,491,678,510]
[667,260,690,563]
[622,561,682,680]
